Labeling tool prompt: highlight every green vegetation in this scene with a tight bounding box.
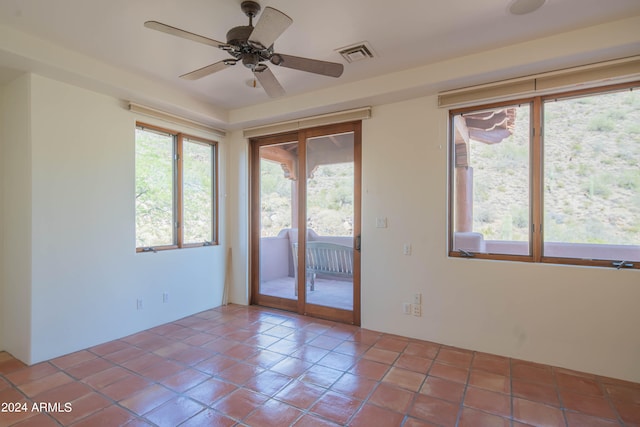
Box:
[469,90,639,246]
[471,104,530,241]
[587,115,615,132]
[136,130,214,247]
[307,163,354,236]
[260,160,354,237]
[182,140,214,243]
[135,129,174,247]
[260,160,293,237]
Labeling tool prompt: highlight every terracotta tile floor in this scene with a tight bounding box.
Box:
[1,304,639,426]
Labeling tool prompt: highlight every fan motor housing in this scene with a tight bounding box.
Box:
[226,25,253,46]
[226,23,274,69]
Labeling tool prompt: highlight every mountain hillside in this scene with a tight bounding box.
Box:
[471,89,640,245]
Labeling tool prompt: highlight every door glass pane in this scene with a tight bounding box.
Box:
[543,90,640,261]
[183,138,214,244]
[258,141,299,300]
[305,132,355,310]
[451,104,531,256]
[135,127,175,248]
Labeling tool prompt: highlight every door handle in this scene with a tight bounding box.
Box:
[355,234,361,252]
[612,260,634,269]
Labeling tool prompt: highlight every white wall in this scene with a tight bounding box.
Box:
[226,130,250,306]
[0,74,32,361]
[0,84,4,351]
[1,74,227,364]
[358,97,640,383]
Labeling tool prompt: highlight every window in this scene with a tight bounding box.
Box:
[135,123,217,251]
[449,82,639,268]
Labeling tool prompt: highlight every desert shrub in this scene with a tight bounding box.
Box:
[587,116,615,132]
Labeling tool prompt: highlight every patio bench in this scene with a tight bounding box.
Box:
[292,241,354,292]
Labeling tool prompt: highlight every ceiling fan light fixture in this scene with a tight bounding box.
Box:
[508,0,546,15]
[242,53,260,69]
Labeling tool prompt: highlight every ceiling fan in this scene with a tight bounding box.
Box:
[144,1,344,98]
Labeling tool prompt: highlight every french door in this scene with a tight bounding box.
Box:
[250,122,361,325]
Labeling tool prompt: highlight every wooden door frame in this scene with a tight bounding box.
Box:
[249,132,299,313]
[250,122,362,325]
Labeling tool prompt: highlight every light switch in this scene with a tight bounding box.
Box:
[413,293,421,305]
[376,217,388,228]
[403,244,412,255]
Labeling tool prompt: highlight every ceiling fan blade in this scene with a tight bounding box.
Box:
[272,54,344,77]
[180,60,235,80]
[144,21,227,49]
[249,7,293,49]
[253,66,285,98]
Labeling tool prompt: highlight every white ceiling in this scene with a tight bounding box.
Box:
[1,0,639,126]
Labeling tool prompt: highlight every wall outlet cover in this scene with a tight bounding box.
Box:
[412,304,422,317]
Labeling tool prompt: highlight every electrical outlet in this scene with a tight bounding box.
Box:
[412,304,422,317]
[376,217,388,228]
[413,293,422,305]
[162,292,169,303]
[136,299,143,310]
[402,302,411,314]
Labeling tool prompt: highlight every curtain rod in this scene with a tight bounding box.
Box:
[128,102,226,137]
[243,107,372,138]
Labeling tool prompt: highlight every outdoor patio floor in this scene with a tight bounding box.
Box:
[260,277,353,311]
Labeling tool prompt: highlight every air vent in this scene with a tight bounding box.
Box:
[337,42,376,63]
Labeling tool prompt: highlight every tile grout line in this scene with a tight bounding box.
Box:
[168,311,368,426]
[598,375,627,426]
[3,305,640,427]
[403,343,442,426]
[509,357,514,427]
[401,350,435,426]
[0,361,65,427]
[295,325,379,426]
[551,366,570,427]
[74,340,202,427]
[453,348,472,427]
[77,316,277,426]
[342,340,403,427]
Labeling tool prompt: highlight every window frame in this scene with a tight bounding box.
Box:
[448,81,640,269]
[135,122,218,252]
